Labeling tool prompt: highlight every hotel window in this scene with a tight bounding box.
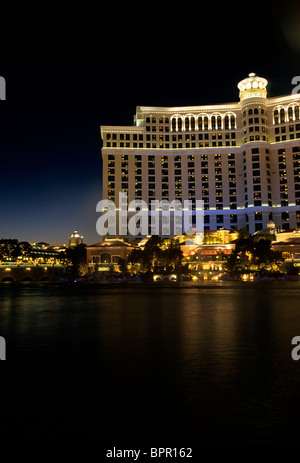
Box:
[198,116,202,130]
[172,118,176,131]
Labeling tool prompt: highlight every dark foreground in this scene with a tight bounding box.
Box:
[1,281,300,445]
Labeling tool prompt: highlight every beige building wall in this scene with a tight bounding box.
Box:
[100,74,300,236]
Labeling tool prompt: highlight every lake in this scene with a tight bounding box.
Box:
[1,281,300,444]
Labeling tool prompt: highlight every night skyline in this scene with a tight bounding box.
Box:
[1,1,300,245]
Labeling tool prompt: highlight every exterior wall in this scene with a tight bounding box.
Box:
[100,75,300,236]
[0,265,61,282]
[86,244,133,265]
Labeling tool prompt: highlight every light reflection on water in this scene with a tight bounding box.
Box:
[1,281,300,442]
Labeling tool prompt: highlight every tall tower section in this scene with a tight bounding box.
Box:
[238,73,269,144]
[238,73,272,231]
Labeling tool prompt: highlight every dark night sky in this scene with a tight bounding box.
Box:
[0,1,300,245]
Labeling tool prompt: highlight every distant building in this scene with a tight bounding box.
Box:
[101,73,300,236]
[68,230,83,247]
[272,230,300,263]
[86,238,133,270]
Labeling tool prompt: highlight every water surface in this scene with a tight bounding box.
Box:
[1,281,300,443]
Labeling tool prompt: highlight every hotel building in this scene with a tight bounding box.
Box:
[100,74,300,236]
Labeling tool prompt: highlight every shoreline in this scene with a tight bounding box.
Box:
[0,278,299,288]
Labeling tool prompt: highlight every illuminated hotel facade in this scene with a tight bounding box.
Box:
[100,74,300,235]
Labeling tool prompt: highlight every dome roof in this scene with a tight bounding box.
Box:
[237,73,268,101]
[70,230,83,239]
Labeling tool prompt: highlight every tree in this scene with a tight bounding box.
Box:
[128,236,183,275]
[128,248,147,272]
[142,236,163,271]
[18,241,31,260]
[64,243,87,280]
[224,233,284,277]
[284,262,299,276]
